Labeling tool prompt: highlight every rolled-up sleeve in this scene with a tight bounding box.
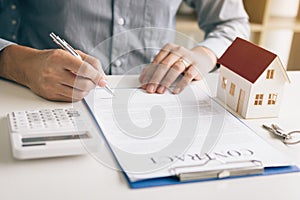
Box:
[185,0,250,58]
[0,38,14,51]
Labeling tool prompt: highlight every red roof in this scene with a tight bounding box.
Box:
[218,37,277,83]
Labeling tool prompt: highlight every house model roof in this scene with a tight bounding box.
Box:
[218,37,285,83]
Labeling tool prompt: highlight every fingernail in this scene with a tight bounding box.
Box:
[172,87,181,94]
[157,86,166,94]
[98,79,107,87]
[147,84,155,93]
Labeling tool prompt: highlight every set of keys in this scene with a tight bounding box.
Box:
[262,124,300,145]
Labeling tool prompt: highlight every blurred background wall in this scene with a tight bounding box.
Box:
[176,0,300,70]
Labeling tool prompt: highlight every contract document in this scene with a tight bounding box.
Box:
[84,78,294,184]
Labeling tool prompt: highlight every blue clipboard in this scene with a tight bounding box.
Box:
[83,98,300,189]
[125,165,300,189]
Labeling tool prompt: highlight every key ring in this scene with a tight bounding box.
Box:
[283,130,300,145]
[262,124,300,145]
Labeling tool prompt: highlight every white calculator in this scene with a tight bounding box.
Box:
[7,108,93,159]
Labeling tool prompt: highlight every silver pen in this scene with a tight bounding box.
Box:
[49,32,115,96]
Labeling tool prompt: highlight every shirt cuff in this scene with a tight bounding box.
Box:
[197,37,231,59]
[0,38,15,52]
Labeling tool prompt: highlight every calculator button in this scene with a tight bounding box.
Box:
[8,108,89,135]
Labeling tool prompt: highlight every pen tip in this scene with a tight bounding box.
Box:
[105,86,115,97]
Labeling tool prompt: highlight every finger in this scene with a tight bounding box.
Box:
[50,49,103,81]
[146,44,191,93]
[139,63,158,85]
[41,64,96,93]
[60,91,89,102]
[71,61,103,85]
[78,51,102,72]
[139,63,162,85]
[157,61,189,94]
[139,43,175,86]
[140,43,178,92]
[69,76,96,92]
[72,51,106,87]
[152,52,182,80]
[38,83,86,102]
[172,65,199,94]
[146,53,182,93]
[49,70,96,97]
[170,45,191,59]
[151,43,175,64]
[58,84,90,101]
[57,92,88,102]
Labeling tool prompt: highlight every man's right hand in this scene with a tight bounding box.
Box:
[0,45,106,101]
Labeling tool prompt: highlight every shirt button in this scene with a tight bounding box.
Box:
[12,20,17,25]
[11,4,17,10]
[117,18,125,26]
[12,35,16,40]
[115,60,122,67]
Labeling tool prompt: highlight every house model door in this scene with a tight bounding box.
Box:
[237,89,245,115]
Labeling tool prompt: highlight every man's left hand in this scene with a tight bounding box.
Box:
[139,43,217,94]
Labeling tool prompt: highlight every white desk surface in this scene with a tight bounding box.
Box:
[1,72,300,200]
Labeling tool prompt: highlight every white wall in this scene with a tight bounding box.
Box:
[268,0,300,64]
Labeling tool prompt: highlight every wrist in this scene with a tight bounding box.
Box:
[0,44,39,87]
[0,45,13,79]
[191,46,217,66]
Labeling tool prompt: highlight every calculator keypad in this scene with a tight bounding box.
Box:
[9,108,83,133]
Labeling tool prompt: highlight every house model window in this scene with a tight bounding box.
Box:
[266,69,275,79]
[268,93,278,105]
[254,94,264,105]
[222,77,227,89]
[229,83,236,96]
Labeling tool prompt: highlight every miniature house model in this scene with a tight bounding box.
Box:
[216,37,290,119]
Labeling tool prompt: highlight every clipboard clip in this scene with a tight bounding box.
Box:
[169,159,264,182]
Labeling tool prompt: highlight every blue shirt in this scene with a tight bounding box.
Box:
[0,0,250,74]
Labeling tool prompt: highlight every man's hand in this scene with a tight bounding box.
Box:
[139,43,217,94]
[0,45,106,101]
